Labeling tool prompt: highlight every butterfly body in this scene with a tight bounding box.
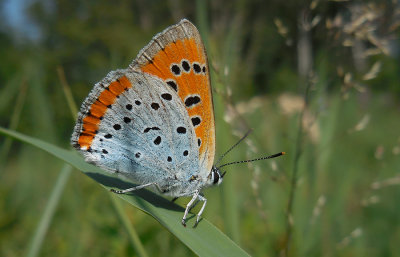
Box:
[71,19,222,226]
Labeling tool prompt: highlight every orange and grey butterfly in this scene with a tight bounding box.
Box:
[71,19,224,227]
[129,19,215,173]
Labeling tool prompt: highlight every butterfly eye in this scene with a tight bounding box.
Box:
[212,170,220,184]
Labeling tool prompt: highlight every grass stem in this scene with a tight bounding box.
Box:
[283,79,312,256]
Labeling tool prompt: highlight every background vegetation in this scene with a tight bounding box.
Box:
[1,0,399,256]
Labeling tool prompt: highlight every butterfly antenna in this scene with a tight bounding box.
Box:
[214,129,253,166]
[217,152,285,169]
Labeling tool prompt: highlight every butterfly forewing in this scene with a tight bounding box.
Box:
[130,19,215,173]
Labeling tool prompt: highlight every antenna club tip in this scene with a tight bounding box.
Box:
[282,152,286,155]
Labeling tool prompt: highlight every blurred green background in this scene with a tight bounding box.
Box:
[1,0,400,256]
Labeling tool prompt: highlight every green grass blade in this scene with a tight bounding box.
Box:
[110,195,149,257]
[26,164,73,257]
[0,127,251,257]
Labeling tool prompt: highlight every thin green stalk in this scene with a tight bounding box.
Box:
[57,66,78,119]
[110,195,149,257]
[26,164,73,257]
[284,80,311,256]
[0,75,21,111]
[0,78,28,170]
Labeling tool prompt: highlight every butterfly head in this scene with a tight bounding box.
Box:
[207,166,226,186]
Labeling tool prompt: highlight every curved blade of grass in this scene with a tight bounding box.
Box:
[0,127,250,257]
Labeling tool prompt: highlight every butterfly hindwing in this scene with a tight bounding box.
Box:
[130,19,215,173]
[71,70,200,190]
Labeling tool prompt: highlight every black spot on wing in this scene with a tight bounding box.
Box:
[191,117,201,127]
[143,127,160,133]
[182,60,190,72]
[161,93,172,101]
[177,127,186,134]
[166,80,178,92]
[171,64,181,76]
[193,63,201,73]
[154,136,161,145]
[185,95,201,107]
[151,103,160,110]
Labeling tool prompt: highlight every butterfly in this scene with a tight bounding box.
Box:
[71,19,284,227]
[71,19,220,227]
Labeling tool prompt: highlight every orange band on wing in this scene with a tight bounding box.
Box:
[98,89,115,106]
[77,76,132,150]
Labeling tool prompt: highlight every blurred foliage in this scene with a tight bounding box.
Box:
[1,0,400,256]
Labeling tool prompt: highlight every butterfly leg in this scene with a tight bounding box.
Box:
[182,190,200,227]
[110,182,156,194]
[188,198,200,212]
[194,195,207,227]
